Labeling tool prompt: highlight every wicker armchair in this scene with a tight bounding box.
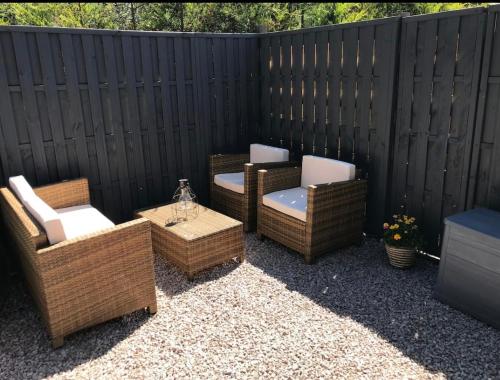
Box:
[209,145,293,231]
[0,178,157,348]
[256,160,368,264]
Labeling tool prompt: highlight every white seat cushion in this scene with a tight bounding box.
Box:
[23,196,66,245]
[214,172,244,194]
[250,144,289,164]
[56,204,115,240]
[262,187,308,222]
[301,155,355,188]
[9,175,36,204]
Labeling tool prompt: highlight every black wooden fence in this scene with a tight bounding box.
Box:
[1,6,500,253]
[0,27,259,222]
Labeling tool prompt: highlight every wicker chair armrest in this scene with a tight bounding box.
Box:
[306,179,368,223]
[209,154,250,178]
[245,160,298,172]
[257,166,302,196]
[34,178,90,209]
[244,161,297,193]
[37,218,153,290]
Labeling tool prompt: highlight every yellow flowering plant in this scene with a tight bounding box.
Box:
[383,214,423,248]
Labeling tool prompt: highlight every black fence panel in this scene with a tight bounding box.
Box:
[0,26,258,222]
[468,5,500,214]
[391,8,486,251]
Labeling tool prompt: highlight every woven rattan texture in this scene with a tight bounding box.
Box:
[257,166,367,263]
[0,180,157,348]
[209,154,295,231]
[136,204,244,279]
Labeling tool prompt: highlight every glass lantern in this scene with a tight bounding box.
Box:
[171,179,199,223]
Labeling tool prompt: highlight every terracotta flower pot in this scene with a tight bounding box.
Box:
[385,244,416,269]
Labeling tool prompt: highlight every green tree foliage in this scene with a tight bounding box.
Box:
[0,3,488,31]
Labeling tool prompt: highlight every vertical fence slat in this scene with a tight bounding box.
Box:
[59,33,91,179]
[192,38,210,203]
[238,39,249,152]
[140,36,164,204]
[355,26,374,169]
[213,38,225,151]
[121,35,148,207]
[226,38,237,150]
[340,28,358,162]
[157,36,178,194]
[270,36,281,145]
[409,19,438,224]
[36,32,70,180]
[0,33,23,176]
[102,35,133,218]
[173,37,192,179]
[392,20,417,213]
[302,32,315,155]
[291,33,303,158]
[369,20,400,234]
[424,17,460,247]
[12,32,50,184]
[327,29,342,159]
[81,34,117,218]
[281,35,292,150]
[315,31,328,156]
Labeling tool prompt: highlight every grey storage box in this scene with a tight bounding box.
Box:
[435,208,500,329]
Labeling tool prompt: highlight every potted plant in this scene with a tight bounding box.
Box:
[383,214,423,269]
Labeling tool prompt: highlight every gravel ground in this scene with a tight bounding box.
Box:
[1,234,499,379]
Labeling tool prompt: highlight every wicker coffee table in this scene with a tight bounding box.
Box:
[136,204,244,280]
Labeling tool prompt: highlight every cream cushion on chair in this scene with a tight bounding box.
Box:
[9,176,36,204]
[250,144,289,164]
[213,172,245,194]
[55,204,115,240]
[262,187,308,222]
[301,155,355,188]
[23,196,66,245]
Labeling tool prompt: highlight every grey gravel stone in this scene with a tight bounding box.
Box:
[0,235,499,379]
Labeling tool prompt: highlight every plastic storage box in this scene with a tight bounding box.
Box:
[435,208,500,329]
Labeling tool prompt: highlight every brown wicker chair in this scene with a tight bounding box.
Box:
[209,153,294,231]
[0,178,157,348]
[256,165,368,264]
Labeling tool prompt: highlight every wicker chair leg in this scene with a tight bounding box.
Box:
[52,336,64,349]
[304,255,314,265]
[147,304,157,315]
[239,254,245,263]
[256,233,264,241]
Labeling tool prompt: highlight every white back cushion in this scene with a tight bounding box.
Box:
[9,176,36,204]
[23,196,66,245]
[250,144,289,164]
[301,155,355,188]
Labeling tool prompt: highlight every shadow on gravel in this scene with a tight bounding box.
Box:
[246,233,500,378]
[0,249,241,379]
[0,273,150,379]
[153,255,242,297]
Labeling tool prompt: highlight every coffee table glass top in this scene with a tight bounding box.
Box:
[136,204,242,241]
